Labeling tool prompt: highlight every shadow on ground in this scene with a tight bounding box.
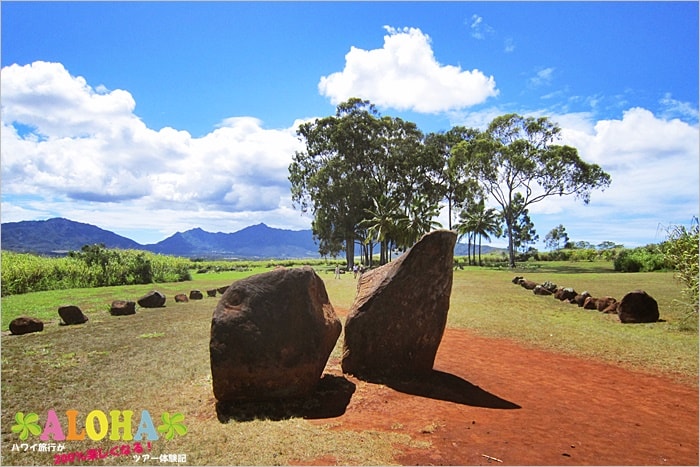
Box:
[364,369,521,409]
[215,374,356,423]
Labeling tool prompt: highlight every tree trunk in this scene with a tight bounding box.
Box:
[506,219,516,268]
[346,236,355,271]
[478,236,482,266]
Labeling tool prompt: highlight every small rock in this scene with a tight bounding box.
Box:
[174,294,189,303]
[137,290,166,308]
[189,290,204,300]
[9,316,44,335]
[110,300,136,316]
[58,305,88,325]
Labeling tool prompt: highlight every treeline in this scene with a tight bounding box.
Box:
[1,245,191,296]
[290,98,611,268]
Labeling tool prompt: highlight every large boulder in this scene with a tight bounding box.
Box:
[58,305,88,325]
[110,300,136,316]
[137,290,166,308]
[9,316,44,335]
[618,290,659,323]
[210,266,341,402]
[341,230,457,379]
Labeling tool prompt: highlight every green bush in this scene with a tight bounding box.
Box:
[663,219,699,311]
[613,245,667,272]
[1,247,193,296]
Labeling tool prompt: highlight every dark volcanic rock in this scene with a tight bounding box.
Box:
[533,285,553,296]
[138,290,166,308]
[189,290,204,300]
[618,290,659,323]
[58,305,88,325]
[9,316,44,335]
[174,294,189,303]
[210,266,341,402]
[110,300,136,316]
[341,230,457,379]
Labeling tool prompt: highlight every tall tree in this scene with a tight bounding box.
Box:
[463,113,611,267]
[545,224,569,251]
[424,127,482,229]
[290,98,434,267]
[290,98,381,269]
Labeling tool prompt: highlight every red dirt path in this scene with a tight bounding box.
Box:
[309,327,698,465]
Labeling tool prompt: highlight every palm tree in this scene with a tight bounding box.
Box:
[398,194,442,251]
[455,199,502,266]
[361,195,407,265]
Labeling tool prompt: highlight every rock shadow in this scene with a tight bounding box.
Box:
[215,374,356,423]
[363,369,520,410]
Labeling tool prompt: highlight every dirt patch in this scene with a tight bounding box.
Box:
[308,327,698,465]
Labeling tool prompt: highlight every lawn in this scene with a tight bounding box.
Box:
[1,261,697,465]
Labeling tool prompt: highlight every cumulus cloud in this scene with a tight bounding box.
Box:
[529,108,699,244]
[448,106,698,246]
[318,26,499,113]
[1,61,305,226]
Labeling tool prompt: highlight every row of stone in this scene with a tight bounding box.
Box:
[7,286,231,335]
[512,276,659,323]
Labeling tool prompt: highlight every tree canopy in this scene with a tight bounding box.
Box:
[290,103,611,268]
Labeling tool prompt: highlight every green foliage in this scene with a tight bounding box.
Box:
[1,247,192,296]
[613,245,667,273]
[663,218,699,312]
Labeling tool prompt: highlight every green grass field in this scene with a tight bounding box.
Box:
[1,261,697,465]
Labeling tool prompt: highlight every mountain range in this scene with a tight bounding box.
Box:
[1,217,500,258]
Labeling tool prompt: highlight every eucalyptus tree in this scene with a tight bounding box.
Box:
[462,113,611,267]
[544,224,569,251]
[290,98,433,267]
[290,98,382,269]
[423,127,482,229]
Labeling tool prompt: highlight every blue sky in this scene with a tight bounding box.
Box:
[1,1,698,249]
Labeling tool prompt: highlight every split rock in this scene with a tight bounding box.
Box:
[618,290,659,323]
[58,305,88,325]
[210,266,341,402]
[341,230,457,379]
[9,316,44,335]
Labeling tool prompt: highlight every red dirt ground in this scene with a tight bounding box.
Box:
[305,327,699,465]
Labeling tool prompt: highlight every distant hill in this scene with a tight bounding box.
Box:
[1,217,505,259]
[0,218,142,255]
[1,218,320,259]
[454,242,506,256]
[145,223,319,259]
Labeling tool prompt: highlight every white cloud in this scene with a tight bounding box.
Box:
[449,105,698,246]
[529,67,555,87]
[1,61,306,239]
[529,107,699,245]
[318,26,499,113]
[468,14,494,40]
[659,93,699,122]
